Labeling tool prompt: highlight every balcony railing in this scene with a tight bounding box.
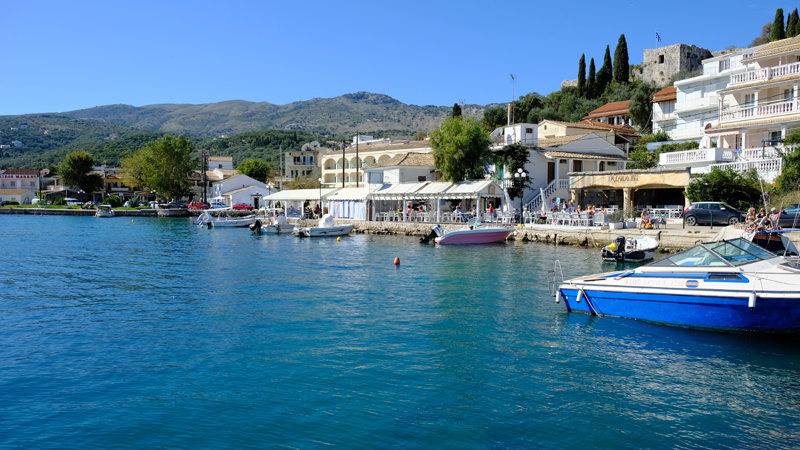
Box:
[709,158,783,174]
[653,111,677,121]
[719,99,795,122]
[741,147,783,160]
[659,148,735,166]
[730,61,800,86]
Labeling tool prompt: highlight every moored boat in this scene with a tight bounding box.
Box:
[196,210,257,228]
[420,219,513,245]
[601,235,659,262]
[94,205,114,218]
[293,214,353,237]
[557,237,800,333]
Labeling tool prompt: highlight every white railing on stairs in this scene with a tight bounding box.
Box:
[524,179,570,212]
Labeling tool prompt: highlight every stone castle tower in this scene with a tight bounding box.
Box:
[631,43,713,86]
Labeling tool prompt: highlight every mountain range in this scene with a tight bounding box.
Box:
[51,92,493,137]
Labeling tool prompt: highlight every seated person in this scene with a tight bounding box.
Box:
[745,207,757,228]
[639,209,652,229]
[756,208,768,229]
[576,205,583,213]
[454,205,465,221]
[769,207,781,230]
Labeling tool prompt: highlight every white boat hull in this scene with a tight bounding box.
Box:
[293,224,354,237]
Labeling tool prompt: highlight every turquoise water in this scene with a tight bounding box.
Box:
[2,215,800,449]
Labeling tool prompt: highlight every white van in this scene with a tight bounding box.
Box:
[64,197,81,206]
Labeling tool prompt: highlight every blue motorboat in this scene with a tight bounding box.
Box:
[557,238,800,333]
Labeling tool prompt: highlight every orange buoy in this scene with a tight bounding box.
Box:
[131,220,134,222]
[394,257,401,265]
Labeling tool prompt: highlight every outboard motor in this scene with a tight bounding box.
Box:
[420,225,443,244]
[249,219,263,234]
[614,236,626,262]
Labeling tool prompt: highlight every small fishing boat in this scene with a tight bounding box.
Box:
[711,225,799,257]
[293,214,353,237]
[196,210,257,228]
[94,205,114,218]
[419,218,514,245]
[555,237,800,333]
[601,235,659,262]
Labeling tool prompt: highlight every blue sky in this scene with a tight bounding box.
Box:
[2,0,789,116]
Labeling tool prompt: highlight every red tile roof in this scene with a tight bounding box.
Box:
[2,169,39,176]
[651,86,677,103]
[585,100,631,119]
[578,120,640,138]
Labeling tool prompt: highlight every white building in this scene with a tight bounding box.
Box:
[320,139,432,187]
[208,156,234,170]
[0,189,36,204]
[211,174,270,208]
[654,46,764,141]
[363,153,439,189]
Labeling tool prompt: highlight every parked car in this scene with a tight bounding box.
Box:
[64,197,81,206]
[164,202,188,209]
[778,204,800,228]
[0,200,20,206]
[209,201,227,209]
[684,202,743,226]
[148,201,159,209]
[232,203,254,211]
[188,201,209,210]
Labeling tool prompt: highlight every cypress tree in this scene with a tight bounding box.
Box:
[587,58,597,99]
[771,8,786,41]
[597,45,613,95]
[789,9,800,38]
[613,34,629,84]
[452,103,462,118]
[578,54,586,97]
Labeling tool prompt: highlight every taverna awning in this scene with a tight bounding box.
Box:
[262,188,337,201]
[327,187,370,201]
[441,180,504,199]
[369,182,428,200]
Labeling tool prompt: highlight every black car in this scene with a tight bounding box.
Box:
[684,202,743,226]
[778,204,800,228]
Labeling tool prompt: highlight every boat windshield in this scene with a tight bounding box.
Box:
[649,238,775,267]
[467,217,482,228]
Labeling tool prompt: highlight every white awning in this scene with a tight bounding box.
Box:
[327,187,370,201]
[369,182,428,200]
[441,180,504,198]
[262,188,337,201]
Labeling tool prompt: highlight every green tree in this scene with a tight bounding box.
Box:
[751,21,773,47]
[596,45,613,95]
[494,142,534,200]
[577,54,586,98]
[481,106,508,131]
[412,131,427,140]
[237,159,272,182]
[452,103,462,118]
[59,150,103,193]
[613,34,629,84]
[430,116,493,182]
[772,8,786,41]
[629,83,660,133]
[686,168,762,211]
[139,135,195,200]
[789,9,800,38]
[285,175,321,190]
[587,58,597,99]
[775,130,800,193]
[120,149,147,188]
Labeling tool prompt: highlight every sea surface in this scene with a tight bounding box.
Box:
[2,215,800,449]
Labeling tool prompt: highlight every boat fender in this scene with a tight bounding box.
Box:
[575,289,583,304]
[749,292,757,309]
[556,290,561,304]
[394,257,400,265]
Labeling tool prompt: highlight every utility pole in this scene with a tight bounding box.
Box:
[279,144,283,190]
[341,140,346,188]
[356,130,359,188]
[201,150,207,203]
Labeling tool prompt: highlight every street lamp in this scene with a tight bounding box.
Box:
[266,182,274,210]
[514,168,527,224]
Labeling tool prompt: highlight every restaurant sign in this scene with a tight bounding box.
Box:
[607,174,638,183]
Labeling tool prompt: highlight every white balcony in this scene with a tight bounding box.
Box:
[675,94,718,112]
[719,99,795,123]
[730,61,800,86]
[659,148,735,167]
[653,111,677,121]
[669,127,706,140]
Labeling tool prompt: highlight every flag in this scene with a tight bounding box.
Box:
[656,31,661,42]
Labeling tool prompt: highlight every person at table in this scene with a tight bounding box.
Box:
[568,202,576,213]
[396,205,404,220]
[454,204,464,222]
[600,206,607,214]
[768,207,781,230]
[576,205,583,214]
[639,209,652,229]
[602,201,609,209]
[419,203,426,212]
[314,204,321,219]
[550,198,558,211]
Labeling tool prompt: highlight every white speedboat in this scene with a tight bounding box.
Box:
[94,205,114,218]
[293,214,353,237]
[420,218,514,245]
[556,237,800,333]
[601,235,659,262]
[196,210,257,228]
